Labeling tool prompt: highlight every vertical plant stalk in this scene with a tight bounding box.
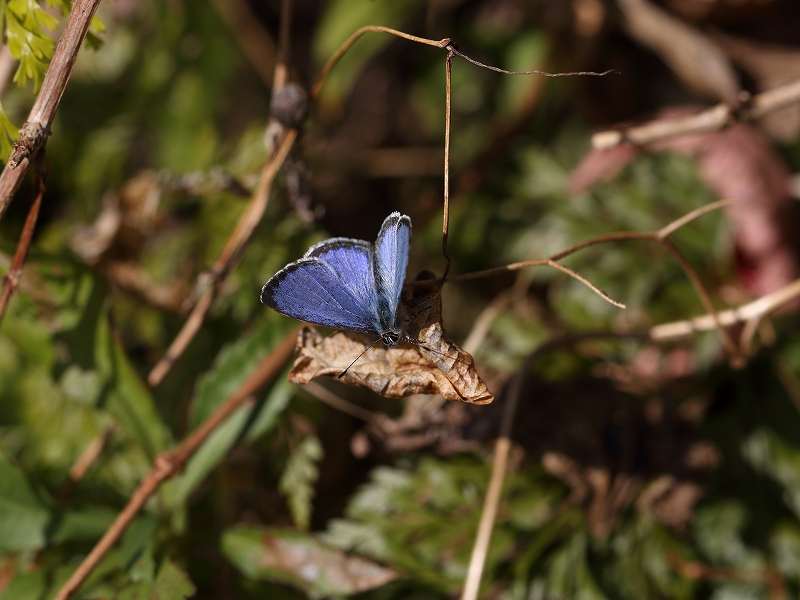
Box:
[0,162,47,324]
[0,0,103,221]
[461,379,519,600]
[440,47,454,281]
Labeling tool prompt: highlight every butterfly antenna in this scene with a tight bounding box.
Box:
[338,337,383,379]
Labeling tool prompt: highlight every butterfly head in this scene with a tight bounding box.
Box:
[380,330,401,346]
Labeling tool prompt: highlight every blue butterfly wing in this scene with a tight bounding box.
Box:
[372,212,411,329]
[306,238,378,319]
[261,240,379,333]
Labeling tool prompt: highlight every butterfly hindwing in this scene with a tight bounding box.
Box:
[373,212,411,330]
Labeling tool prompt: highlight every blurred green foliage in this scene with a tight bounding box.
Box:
[1,0,799,599]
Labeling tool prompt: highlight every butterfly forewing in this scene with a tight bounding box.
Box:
[260,257,377,334]
[306,239,378,320]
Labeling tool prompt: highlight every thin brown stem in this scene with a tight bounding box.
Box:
[310,26,450,100]
[657,199,733,240]
[53,329,298,600]
[210,0,277,85]
[148,0,298,386]
[546,260,626,309]
[58,423,119,501]
[659,239,739,359]
[441,49,454,281]
[0,162,47,324]
[448,200,726,308]
[274,0,291,90]
[448,43,618,78]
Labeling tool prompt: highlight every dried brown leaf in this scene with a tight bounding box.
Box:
[618,0,739,101]
[288,274,493,404]
[714,32,800,141]
[288,327,493,404]
[636,475,704,531]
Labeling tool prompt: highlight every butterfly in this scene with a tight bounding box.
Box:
[261,212,412,348]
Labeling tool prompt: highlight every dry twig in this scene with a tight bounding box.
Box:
[0,0,102,220]
[448,200,738,356]
[592,78,800,149]
[0,162,47,324]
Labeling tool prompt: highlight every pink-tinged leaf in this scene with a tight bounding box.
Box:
[571,107,799,295]
[222,526,398,596]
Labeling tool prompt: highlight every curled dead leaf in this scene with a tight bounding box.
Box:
[288,327,493,404]
[288,273,494,404]
[636,475,704,531]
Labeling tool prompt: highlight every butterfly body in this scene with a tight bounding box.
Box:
[261,212,411,345]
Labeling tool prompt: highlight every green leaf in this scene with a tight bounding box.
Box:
[312,0,425,105]
[0,570,49,600]
[121,516,160,575]
[322,458,495,591]
[167,316,293,507]
[0,452,51,552]
[222,526,397,597]
[93,309,170,457]
[693,501,758,567]
[190,316,293,428]
[49,505,118,544]
[279,435,323,530]
[118,559,196,600]
[5,0,59,91]
[771,521,800,579]
[543,530,607,600]
[0,100,18,161]
[169,375,292,508]
[0,452,119,552]
[152,560,196,599]
[743,428,800,519]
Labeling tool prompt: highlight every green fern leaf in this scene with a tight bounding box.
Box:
[279,436,323,530]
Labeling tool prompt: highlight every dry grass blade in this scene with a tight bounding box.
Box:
[448,43,618,78]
